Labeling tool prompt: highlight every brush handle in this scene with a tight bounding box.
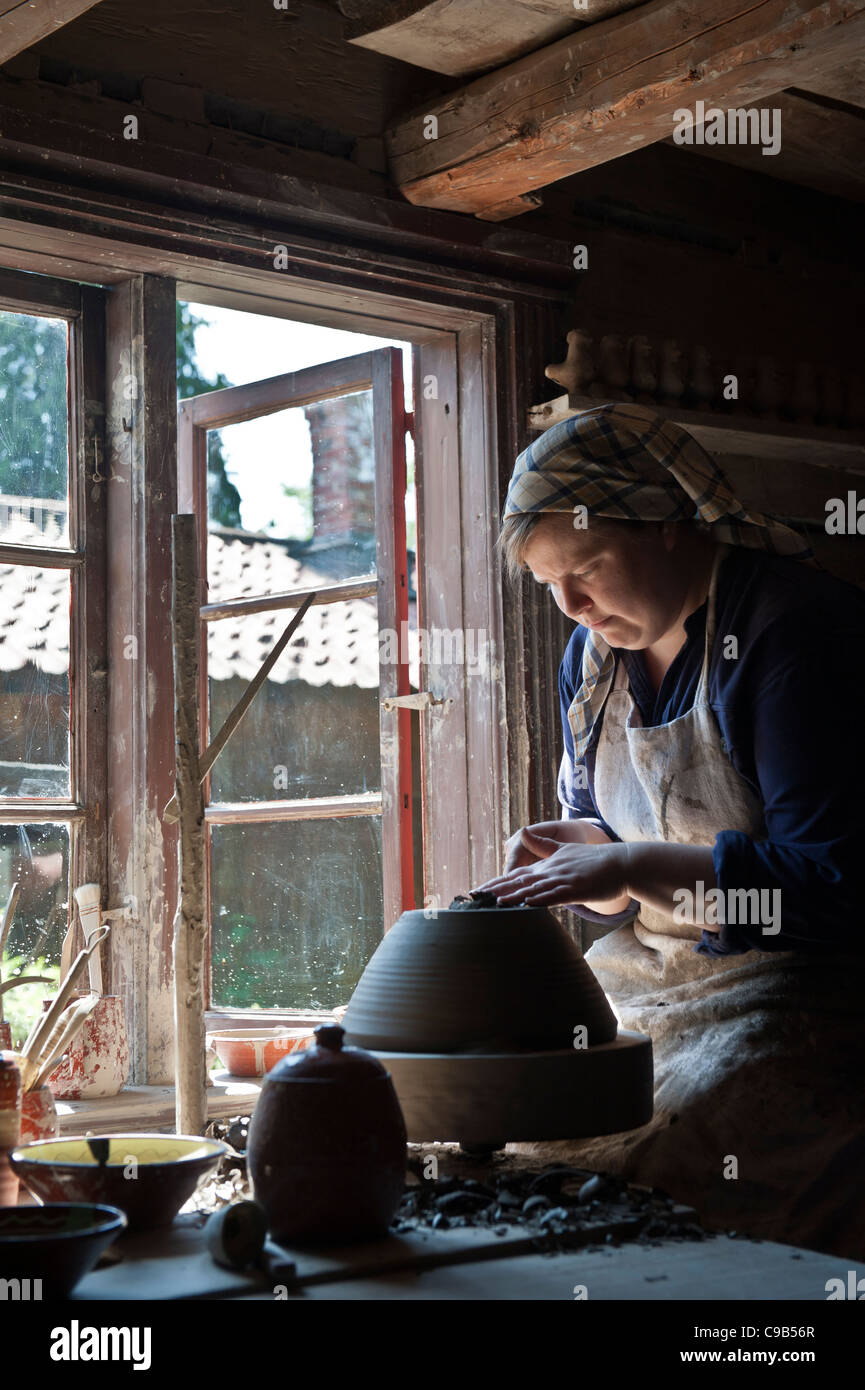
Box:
[78,906,104,995]
[20,927,109,1074]
[28,992,100,1090]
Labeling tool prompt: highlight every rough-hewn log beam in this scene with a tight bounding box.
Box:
[342,0,642,79]
[387,0,865,216]
[0,0,104,62]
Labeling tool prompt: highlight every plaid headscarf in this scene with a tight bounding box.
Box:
[504,403,814,760]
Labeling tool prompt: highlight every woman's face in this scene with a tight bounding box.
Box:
[521,514,693,649]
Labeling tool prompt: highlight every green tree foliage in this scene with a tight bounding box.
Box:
[0,304,243,530]
[176,303,242,528]
[0,310,68,500]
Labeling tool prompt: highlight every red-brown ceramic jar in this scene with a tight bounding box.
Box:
[247,1024,406,1244]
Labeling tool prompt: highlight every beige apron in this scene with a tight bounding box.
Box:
[526,545,865,1258]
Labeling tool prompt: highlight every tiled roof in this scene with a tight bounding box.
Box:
[0,559,69,676]
[0,526,397,689]
[208,536,381,689]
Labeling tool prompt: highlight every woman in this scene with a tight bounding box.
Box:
[478,402,865,1259]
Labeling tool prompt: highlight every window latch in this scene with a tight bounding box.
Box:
[381,692,452,713]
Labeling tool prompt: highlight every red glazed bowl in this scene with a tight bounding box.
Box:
[206,1028,315,1078]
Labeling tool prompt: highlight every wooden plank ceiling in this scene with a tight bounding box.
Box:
[0,0,105,62]
[344,0,865,218]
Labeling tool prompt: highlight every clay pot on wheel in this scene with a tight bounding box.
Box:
[247,1024,406,1244]
[342,903,618,1053]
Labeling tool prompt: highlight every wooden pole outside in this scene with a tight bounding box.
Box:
[161,591,316,824]
[171,515,207,1137]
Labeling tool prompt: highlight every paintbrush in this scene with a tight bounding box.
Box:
[19,927,109,1084]
[73,884,104,995]
[26,992,101,1092]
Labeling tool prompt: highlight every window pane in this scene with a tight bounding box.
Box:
[210,816,383,1009]
[0,822,69,968]
[0,565,70,796]
[208,598,381,802]
[206,390,377,597]
[0,311,69,548]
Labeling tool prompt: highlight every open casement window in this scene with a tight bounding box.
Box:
[0,270,106,980]
[178,347,418,1017]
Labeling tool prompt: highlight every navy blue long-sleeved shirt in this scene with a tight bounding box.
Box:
[557,545,865,955]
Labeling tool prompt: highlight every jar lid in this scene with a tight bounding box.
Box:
[267,1024,388,1082]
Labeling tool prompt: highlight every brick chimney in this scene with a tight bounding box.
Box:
[304,392,375,542]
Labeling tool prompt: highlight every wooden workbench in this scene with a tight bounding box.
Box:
[71,1212,862,1302]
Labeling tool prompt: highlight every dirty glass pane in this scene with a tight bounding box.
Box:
[207,597,381,802]
[206,390,377,596]
[209,815,383,1010]
[0,311,69,548]
[0,822,69,967]
[0,565,70,797]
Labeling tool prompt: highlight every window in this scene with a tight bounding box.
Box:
[178,315,419,1014]
[0,272,105,1006]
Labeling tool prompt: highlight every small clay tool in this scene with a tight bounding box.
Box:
[87,1137,112,1167]
[206,1201,297,1286]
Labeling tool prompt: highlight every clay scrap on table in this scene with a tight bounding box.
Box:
[448,891,502,910]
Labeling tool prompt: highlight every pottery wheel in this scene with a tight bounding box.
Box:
[372,1031,653,1151]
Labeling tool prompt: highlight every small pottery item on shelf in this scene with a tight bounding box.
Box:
[0,1022,12,1051]
[0,1051,21,1205]
[247,1024,407,1245]
[46,995,130,1099]
[341,899,618,1054]
[20,1084,59,1142]
[206,1027,315,1078]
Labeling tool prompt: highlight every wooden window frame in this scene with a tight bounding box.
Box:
[177,347,414,1014]
[0,267,107,950]
[0,239,554,1078]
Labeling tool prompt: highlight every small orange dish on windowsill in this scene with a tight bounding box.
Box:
[206,1028,315,1078]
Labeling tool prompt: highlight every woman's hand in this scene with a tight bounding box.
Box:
[477,829,632,912]
[502,817,613,873]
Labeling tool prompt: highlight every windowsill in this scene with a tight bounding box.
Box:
[55,1071,263,1136]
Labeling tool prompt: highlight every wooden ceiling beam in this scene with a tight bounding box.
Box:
[340,0,643,79]
[386,0,865,216]
[797,53,865,108]
[0,0,105,62]
[681,90,865,204]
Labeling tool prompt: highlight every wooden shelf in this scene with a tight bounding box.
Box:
[528,394,865,471]
[55,1073,263,1136]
